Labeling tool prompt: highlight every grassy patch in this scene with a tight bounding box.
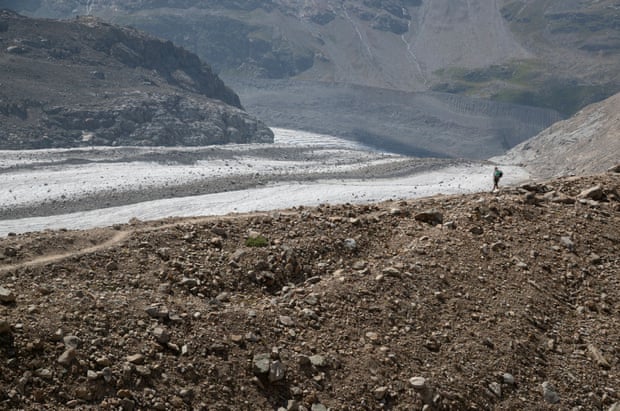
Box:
[245,235,269,247]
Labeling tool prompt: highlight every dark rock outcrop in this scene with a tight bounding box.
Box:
[0,10,273,149]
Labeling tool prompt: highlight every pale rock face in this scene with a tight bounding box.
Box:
[493,92,620,179]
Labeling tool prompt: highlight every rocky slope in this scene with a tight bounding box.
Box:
[494,92,620,179]
[8,0,620,116]
[0,10,273,149]
[1,171,619,410]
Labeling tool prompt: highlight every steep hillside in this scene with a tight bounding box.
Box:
[8,0,620,116]
[494,92,620,179]
[0,10,273,149]
[1,171,619,410]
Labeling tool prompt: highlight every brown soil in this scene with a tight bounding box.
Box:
[1,172,619,410]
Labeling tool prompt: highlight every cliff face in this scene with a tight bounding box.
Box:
[0,11,273,149]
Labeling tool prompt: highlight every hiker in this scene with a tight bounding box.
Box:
[492,166,503,191]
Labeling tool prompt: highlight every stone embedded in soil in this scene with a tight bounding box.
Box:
[0,286,16,303]
[126,354,145,364]
[502,373,515,385]
[578,185,604,200]
[57,348,77,366]
[153,327,170,344]
[414,210,444,225]
[269,360,286,382]
[542,381,560,404]
[587,344,611,369]
[0,320,10,334]
[63,335,81,349]
[253,353,271,375]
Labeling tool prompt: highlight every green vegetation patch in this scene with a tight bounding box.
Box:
[245,235,269,247]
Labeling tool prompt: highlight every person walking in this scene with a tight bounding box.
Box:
[492,166,503,191]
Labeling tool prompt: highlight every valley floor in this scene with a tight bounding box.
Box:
[0,129,528,236]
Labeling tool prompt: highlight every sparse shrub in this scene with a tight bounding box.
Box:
[245,235,268,247]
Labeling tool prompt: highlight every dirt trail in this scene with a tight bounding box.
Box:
[0,230,131,274]
[0,211,282,274]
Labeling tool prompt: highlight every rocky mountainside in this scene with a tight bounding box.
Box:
[0,10,273,149]
[9,0,620,117]
[495,92,620,179]
[1,171,619,410]
[6,0,617,159]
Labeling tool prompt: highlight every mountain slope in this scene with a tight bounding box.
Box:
[494,92,620,179]
[8,0,619,116]
[0,10,273,149]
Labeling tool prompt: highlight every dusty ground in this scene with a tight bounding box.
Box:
[0,171,619,410]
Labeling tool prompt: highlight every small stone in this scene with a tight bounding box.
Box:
[443,221,456,230]
[311,404,328,411]
[382,266,401,277]
[0,286,16,303]
[279,315,295,327]
[309,354,327,368]
[578,185,604,201]
[0,320,10,334]
[560,236,575,252]
[180,277,198,287]
[215,292,230,303]
[470,226,484,235]
[126,354,145,364]
[286,399,300,411]
[542,381,560,404]
[135,365,151,377]
[145,305,168,319]
[373,386,388,400]
[608,402,620,411]
[51,328,64,341]
[488,382,501,397]
[101,367,113,382]
[343,238,357,250]
[153,327,170,344]
[409,376,427,390]
[589,253,602,265]
[75,385,93,400]
[253,353,271,375]
[4,247,17,257]
[269,360,286,382]
[491,241,505,252]
[365,331,380,342]
[105,261,118,272]
[414,210,443,225]
[35,368,53,379]
[117,389,132,398]
[502,373,515,385]
[63,335,81,349]
[57,348,76,366]
[587,344,611,369]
